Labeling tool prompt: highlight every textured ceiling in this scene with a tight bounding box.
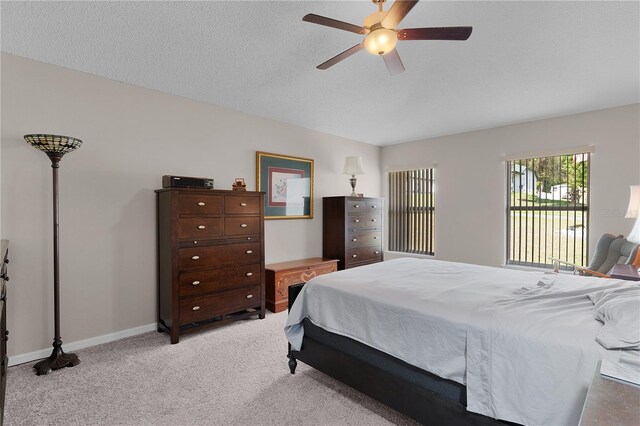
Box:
[1,1,639,146]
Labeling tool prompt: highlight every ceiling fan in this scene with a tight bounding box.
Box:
[303,0,472,75]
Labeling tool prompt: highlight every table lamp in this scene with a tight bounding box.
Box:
[343,156,365,196]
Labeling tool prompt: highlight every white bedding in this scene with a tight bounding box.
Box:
[284,258,638,426]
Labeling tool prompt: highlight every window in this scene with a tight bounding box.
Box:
[506,153,590,268]
[388,168,435,255]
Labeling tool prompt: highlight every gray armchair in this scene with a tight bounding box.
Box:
[579,234,639,277]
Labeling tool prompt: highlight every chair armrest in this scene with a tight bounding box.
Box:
[575,266,611,279]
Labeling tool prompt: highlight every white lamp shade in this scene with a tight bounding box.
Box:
[343,156,365,175]
[625,185,640,218]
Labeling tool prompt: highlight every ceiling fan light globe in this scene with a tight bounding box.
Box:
[364,28,397,55]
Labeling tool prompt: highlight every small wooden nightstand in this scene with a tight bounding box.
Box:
[610,264,640,281]
[265,258,338,313]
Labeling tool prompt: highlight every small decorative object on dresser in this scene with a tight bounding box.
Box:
[323,196,384,270]
[1,240,9,424]
[24,134,81,375]
[232,178,247,191]
[265,258,338,312]
[156,188,265,344]
[256,151,314,219]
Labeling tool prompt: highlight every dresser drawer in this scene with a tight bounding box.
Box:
[224,217,261,236]
[178,218,223,239]
[179,285,261,323]
[367,199,383,211]
[177,194,222,216]
[347,246,382,265]
[179,242,261,271]
[347,213,382,231]
[179,263,261,297]
[225,195,260,214]
[347,200,367,212]
[347,231,382,248]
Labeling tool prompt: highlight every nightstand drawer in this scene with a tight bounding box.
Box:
[179,242,261,271]
[347,231,382,248]
[177,194,222,216]
[179,264,261,297]
[224,217,261,236]
[180,285,261,323]
[178,218,223,239]
[225,195,260,214]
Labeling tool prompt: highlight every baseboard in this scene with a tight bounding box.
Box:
[8,323,157,367]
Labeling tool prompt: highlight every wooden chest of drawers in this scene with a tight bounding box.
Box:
[265,257,338,313]
[156,188,265,344]
[323,196,384,270]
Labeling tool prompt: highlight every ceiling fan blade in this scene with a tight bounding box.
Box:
[397,26,473,41]
[382,0,418,29]
[317,44,364,70]
[382,49,405,76]
[303,14,368,35]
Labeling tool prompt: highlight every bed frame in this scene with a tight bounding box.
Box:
[286,283,510,426]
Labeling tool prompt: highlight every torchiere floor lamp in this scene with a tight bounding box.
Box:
[25,134,82,376]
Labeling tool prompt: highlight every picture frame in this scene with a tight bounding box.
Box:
[256,151,314,219]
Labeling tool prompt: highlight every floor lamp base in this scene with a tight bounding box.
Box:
[33,341,80,376]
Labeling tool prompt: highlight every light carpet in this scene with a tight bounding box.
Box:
[5,312,417,425]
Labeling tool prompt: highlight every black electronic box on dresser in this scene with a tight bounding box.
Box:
[0,240,9,425]
[323,196,383,270]
[156,189,265,344]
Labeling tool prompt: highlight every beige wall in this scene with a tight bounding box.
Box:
[382,104,640,266]
[0,54,381,357]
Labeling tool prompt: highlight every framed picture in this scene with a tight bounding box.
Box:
[256,151,314,219]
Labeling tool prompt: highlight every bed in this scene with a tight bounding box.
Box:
[284,258,640,426]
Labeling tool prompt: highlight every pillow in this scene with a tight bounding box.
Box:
[588,286,640,350]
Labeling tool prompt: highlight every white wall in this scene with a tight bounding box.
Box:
[382,104,640,267]
[0,54,381,357]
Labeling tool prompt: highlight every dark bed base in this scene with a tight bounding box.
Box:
[287,283,510,426]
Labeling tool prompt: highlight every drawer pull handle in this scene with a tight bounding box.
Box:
[352,254,357,258]
[192,306,200,311]
[197,225,206,229]
[246,272,253,277]
[247,237,252,240]
[354,219,360,223]
[240,202,247,207]
[355,204,360,208]
[371,205,377,208]
[240,223,248,228]
[192,281,200,286]
[197,202,205,206]
[246,250,253,254]
[352,238,357,242]
[375,251,380,254]
[246,294,253,299]
[371,219,377,222]
[374,236,378,239]
[191,256,200,260]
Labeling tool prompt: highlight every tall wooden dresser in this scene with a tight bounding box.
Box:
[156,189,265,344]
[323,196,384,270]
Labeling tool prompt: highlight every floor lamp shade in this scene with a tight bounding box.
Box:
[626,185,640,244]
[343,156,365,196]
[25,134,82,375]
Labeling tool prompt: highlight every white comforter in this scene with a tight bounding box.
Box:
[284,258,637,426]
